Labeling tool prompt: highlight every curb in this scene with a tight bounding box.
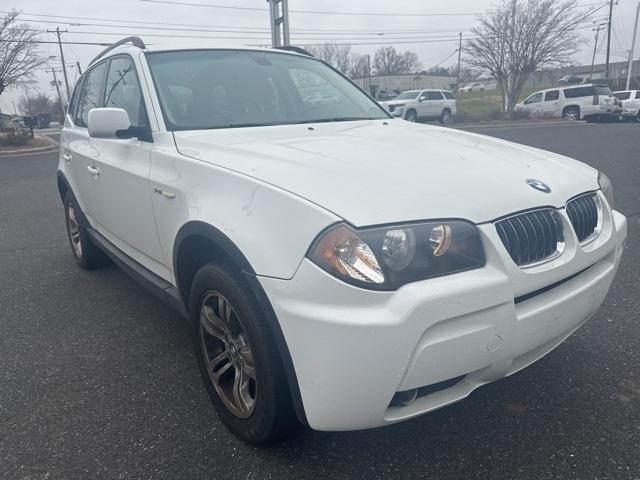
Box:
[0,134,59,156]
[451,120,582,130]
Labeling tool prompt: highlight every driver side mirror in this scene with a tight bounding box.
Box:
[418,96,427,102]
[88,108,131,139]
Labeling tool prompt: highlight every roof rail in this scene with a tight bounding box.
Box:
[273,46,313,57]
[89,37,146,66]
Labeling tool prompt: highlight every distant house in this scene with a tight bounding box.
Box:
[0,112,14,131]
[352,73,457,99]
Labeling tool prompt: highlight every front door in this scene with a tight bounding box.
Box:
[88,55,168,278]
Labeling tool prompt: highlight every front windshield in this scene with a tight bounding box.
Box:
[393,91,420,100]
[146,49,389,130]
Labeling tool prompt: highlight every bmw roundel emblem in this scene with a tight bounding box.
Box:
[526,179,551,193]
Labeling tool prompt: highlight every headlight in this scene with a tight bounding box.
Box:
[308,221,485,290]
[598,171,614,208]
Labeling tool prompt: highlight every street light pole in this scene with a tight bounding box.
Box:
[626,1,640,90]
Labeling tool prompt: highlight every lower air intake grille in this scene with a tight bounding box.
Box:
[566,193,599,242]
[496,209,564,266]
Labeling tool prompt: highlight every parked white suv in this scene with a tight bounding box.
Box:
[380,89,456,123]
[516,84,621,121]
[613,90,640,121]
[58,38,627,444]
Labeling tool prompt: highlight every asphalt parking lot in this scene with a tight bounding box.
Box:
[1,123,638,480]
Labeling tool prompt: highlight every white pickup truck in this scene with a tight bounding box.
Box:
[613,90,640,122]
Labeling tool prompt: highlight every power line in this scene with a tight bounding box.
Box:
[139,0,483,17]
[8,11,479,35]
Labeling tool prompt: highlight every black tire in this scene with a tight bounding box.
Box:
[189,261,297,444]
[636,112,640,123]
[63,192,109,270]
[563,106,580,121]
[405,109,417,122]
[439,108,452,125]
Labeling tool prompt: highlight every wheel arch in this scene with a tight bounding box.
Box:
[172,221,309,425]
[562,104,581,118]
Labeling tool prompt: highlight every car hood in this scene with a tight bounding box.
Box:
[380,99,412,106]
[173,120,599,226]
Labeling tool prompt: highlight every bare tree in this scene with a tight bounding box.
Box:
[372,46,421,75]
[349,53,370,79]
[19,93,56,116]
[464,0,589,116]
[0,11,48,98]
[305,43,355,75]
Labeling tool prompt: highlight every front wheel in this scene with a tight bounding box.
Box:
[439,109,452,125]
[189,261,297,444]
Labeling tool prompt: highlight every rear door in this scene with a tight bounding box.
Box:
[542,89,561,117]
[89,55,167,276]
[61,61,109,224]
[425,91,444,117]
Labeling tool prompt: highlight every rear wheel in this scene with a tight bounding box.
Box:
[405,109,417,122]
[439,109,452,125]
[190,261,297,444]
[63,193,108,269]
[563,106,580,121]
[636,112,640,123]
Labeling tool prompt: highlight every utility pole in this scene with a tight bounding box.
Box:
[48,27,71,101]
[366,54,371,94]
[76,61,83,76]
[50,68,65,118]
[590,23,606,80]
[456,32,463,91]
[267,0,290,47]
[626,1,640,90]
[605,0,614,80]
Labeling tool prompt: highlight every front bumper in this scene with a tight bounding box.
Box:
[259,206,627,431]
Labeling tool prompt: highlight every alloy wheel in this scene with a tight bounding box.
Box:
[67,204,82,258]
[199,291,257,418]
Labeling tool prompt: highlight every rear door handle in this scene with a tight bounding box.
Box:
[62,152,72,163]
[87,165,100,178]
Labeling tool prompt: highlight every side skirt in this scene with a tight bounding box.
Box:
[87,228,189,319]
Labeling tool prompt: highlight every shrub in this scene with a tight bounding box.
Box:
[511,108,530,120]
[0,131,30,147]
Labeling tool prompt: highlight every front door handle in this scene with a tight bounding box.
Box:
[87,165,100,178]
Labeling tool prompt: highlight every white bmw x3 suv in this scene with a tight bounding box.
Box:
[58,38,627,444]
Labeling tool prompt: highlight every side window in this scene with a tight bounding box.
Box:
[524,92,543,104]
[544,90,559,101]
[104,57,148,127]
[442,91,454,99]
[75,62,108,128]
[427,91,443,100]
[564,86,594,98]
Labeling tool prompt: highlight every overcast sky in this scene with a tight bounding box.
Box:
[1,0,638,113]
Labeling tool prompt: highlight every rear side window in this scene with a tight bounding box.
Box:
[104,56,148,128]
[544,90,559,101]
[75,62,108,128]
[595,86,612,96]
[564,86,594,98]
[427,91,443,100]
[67,79,83,123]
[614,92,631,100]
[443,91,454,99]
